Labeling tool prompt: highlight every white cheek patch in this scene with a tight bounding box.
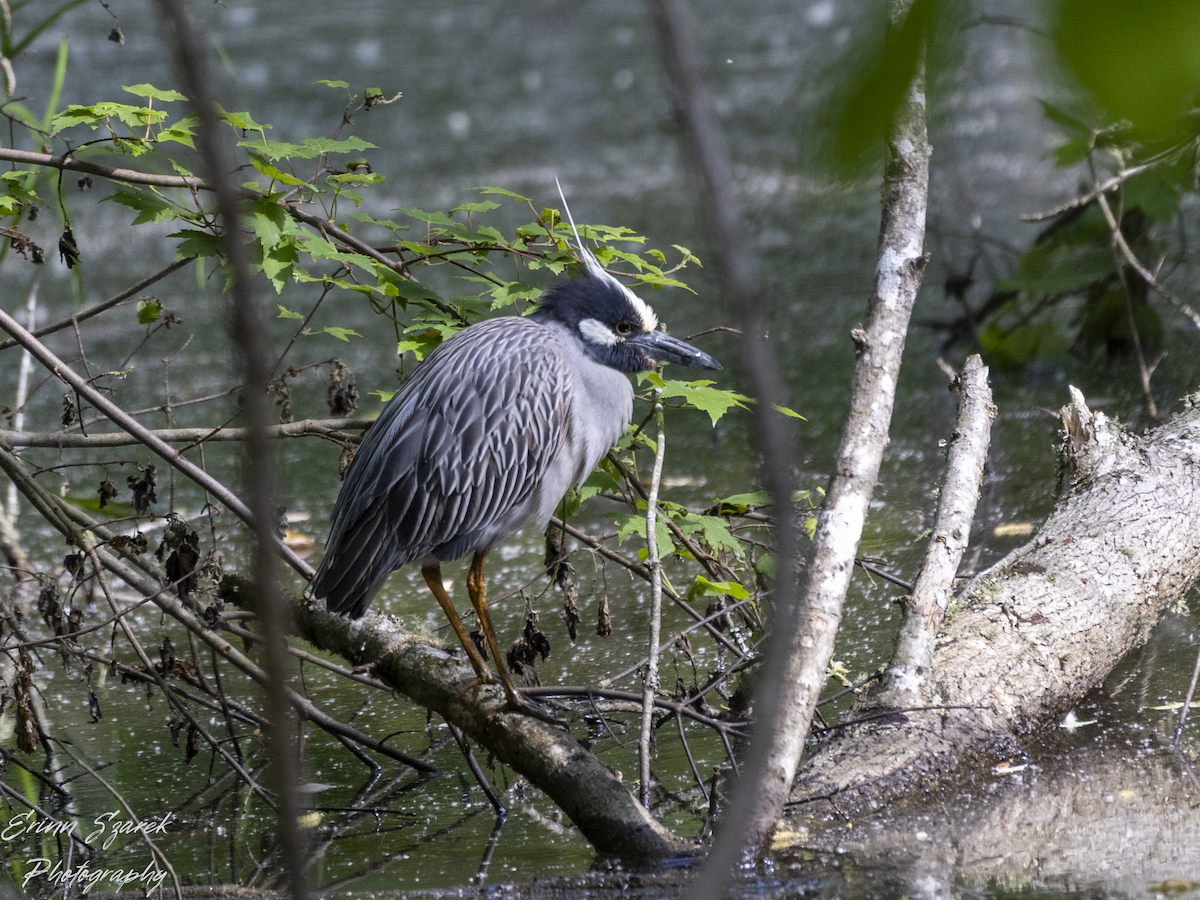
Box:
[579,317,621,347]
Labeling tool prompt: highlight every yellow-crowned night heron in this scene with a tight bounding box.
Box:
[310,211,721,714]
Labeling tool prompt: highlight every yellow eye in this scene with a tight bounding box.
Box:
[615,321,632,336]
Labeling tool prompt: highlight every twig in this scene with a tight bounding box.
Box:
[522,685,745,733]
[222,621,393,690]
[447,722,506,817]
[74,646,265,729]
[601,595,757,687]
[676,711,710,800]
[286,205,463,322]
[0,776,95,856]
[1090,164,1200,334]
[0,305,314,578]
[1087,152,1159,420]
[0,146,463,328]
[639,389,667,808]
[48,738,183,899]
[473,817,506,886]
[606,450,740,583]
[856,558,914,591]
[1171,643,1200,752]
[78,386,241,429]
[0,258,193,353]
[552,515,749,658]
[811,704,977,734]
[0,417,371,448]
[81,542,274,807]
[1019,161,1157,223]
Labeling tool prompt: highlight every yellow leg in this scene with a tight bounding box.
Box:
[466,552,523,708]
[465,555,560,725]
[422,564,493,685]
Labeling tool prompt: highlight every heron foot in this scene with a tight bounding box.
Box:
[502,694,564,728]
[452,674,496,700]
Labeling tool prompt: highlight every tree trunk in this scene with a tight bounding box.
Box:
[786,388,1200,815]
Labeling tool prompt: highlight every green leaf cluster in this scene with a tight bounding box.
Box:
[975,102,1191,369]
[3,66,787,614]
[1055,0,1200,147]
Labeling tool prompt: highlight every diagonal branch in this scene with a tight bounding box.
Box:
[1091,171,1200,333]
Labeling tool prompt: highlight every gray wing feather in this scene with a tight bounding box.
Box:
[311,318,571,616]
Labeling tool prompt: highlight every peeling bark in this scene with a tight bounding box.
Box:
[875,355,993,708]
[786,389,1200,816]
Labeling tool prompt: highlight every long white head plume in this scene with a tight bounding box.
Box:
[554,176,659,331]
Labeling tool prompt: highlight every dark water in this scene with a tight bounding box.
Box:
[2,0,1198,896]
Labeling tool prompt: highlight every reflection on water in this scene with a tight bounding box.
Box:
[778,617,1200,898]
[2,0,1199,895]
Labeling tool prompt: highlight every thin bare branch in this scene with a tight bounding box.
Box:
[639,391,667,808]
[552,515,749,659]
[875,355,993,707]
[1090,166,1200,333]
[48,737,183,898]
[1019,161,1157,222]
[0,417,370,448]
[0,258,193,353]
[522,685,745,732]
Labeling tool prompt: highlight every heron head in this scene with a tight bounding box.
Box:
[533,264,722,374]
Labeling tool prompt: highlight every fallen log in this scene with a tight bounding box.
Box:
[786,388,1200,817]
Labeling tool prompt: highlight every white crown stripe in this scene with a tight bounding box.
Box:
[554,176,660,333]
